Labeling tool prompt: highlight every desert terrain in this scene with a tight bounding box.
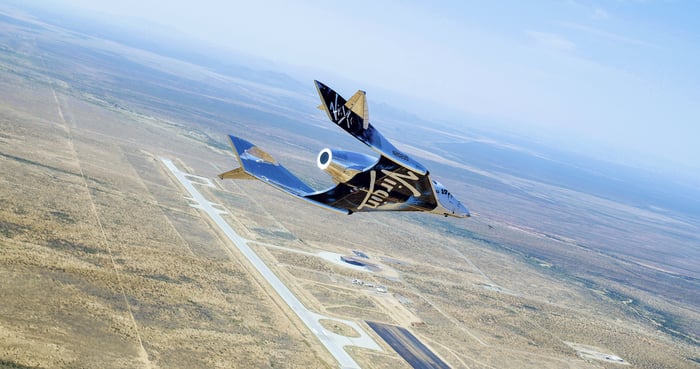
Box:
[0,5,698,369]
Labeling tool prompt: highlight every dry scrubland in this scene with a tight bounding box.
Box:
[0,74,332,368]
[1,7,698,369]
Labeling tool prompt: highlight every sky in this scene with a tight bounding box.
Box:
[13,0,700,179]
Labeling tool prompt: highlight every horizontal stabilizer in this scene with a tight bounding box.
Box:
[218,167,253,180]
[344,90,369,129]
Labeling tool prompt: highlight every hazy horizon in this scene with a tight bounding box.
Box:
[1,5,700,367]
[7,0,700,184]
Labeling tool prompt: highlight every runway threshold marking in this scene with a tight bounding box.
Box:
[161,158,382,369]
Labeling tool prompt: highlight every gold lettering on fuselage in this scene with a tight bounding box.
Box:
[357,169,421,210]
[380,170,421,197]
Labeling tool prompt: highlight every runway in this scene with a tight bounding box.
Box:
[162,158,381,369]
[367,321,451,369]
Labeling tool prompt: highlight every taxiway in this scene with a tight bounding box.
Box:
[162,158,382,369]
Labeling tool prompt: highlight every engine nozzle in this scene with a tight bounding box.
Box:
[317,148,377,183]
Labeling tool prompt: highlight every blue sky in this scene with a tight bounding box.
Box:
[15,0,700,179]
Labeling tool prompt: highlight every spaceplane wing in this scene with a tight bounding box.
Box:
[218,81,470,218]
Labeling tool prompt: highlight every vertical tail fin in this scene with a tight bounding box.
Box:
[314,80,428,175]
